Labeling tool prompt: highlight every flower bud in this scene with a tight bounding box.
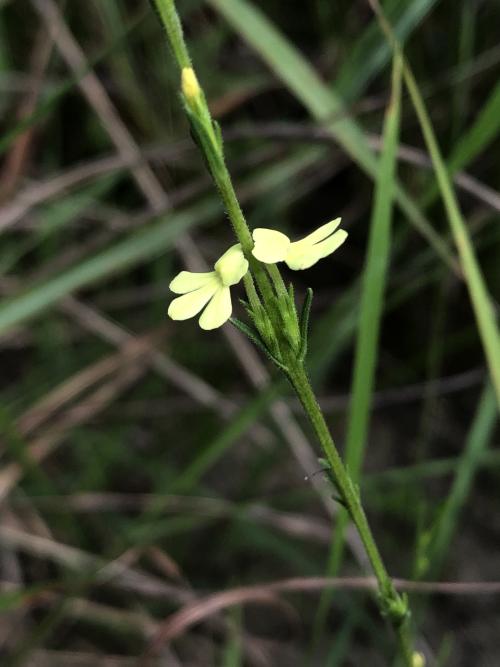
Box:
[181,67,201,101]
[412,652,425,667]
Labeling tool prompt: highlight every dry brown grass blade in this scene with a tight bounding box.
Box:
[33,591,159,639]
[144,587,285,660]
[2,124,498,234]
[13,328,166,438]
[60,297,271,446]
[0,141,189,232]
[31,0,169,212]
[0,348,154,502]
[231,123,500,214]
[0,524,191,603]
[145,575,500,652]
[0,525,270,666]
[0,25,53,204]
[12,491,332,544]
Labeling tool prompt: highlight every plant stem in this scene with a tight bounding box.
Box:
[207,163,277,308]
[154,1,279,311]
[287,359,414,666]
[153,0,191,68]
[208,148,254,255]
[153,1,416,662]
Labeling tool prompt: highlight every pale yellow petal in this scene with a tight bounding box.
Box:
[284,243,320,270]
[199,286,232,330]
[315,229,348,259]
[285,230,348,270]
[168,282,218,320]
[214,244,248,287]
[251,228,291,264]
[169,271,217,295]
[300,217,342,245]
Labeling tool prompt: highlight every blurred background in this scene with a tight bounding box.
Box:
[1,0,499,665]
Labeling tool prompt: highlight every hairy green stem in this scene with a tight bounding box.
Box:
[286,358,414,665]
[153,0,416,663]
[154,0,280,330]
[153,0,191,68]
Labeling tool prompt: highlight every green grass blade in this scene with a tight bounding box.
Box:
[364,2,500,410]
[427,384,497,575]
[336,0,438,100]
[345,56,402,482]
[222,607,243,667]
[422,79,500,208]
[448,80,500,173]
[0,202,214,336]
[449,1,477,143]
[373,13,500,409]
[314,56,403,642]
[209,0,456,272]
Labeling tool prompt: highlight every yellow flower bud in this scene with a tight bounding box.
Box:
[181,67,200,101]
[412,652,425,667]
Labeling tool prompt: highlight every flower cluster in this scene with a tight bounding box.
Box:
[168,220,347,329]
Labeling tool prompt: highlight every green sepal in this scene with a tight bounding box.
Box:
[242,298,281,359]
[331,494,348,509]
[238,297,250,312]
[184,103,224,181]
[379,591,410,627]
[318,457,336,486]
[287,282,300,329]
[317,456,348,507]
[239,298,257,325]
[298,287,313,361]
[270,287,301,354]
[212,119,224,152]
[230,318,289,373]
[230,316,262,346]
[185,107,213,174]
[304,464,347,507]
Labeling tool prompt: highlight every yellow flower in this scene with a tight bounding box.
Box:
[168,244,248,330]
[252,218,347,270]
